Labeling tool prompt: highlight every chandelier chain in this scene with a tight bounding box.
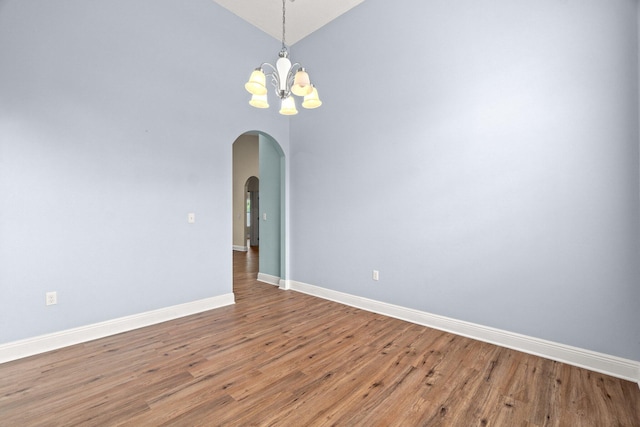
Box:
[281,0,286,50]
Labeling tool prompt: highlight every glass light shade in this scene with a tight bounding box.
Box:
[279,96,298,115]
[244,69,267,95]
[249,93,269,109]
[302,86,322,109]
[291,68,313,96]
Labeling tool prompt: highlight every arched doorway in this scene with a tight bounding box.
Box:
[232,134,258,253]
[245,176,259,247]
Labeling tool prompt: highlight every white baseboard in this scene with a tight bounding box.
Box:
[0,293,235,365]
[287,280,640,386]
[233,245,248,252]
[257,273,281,286]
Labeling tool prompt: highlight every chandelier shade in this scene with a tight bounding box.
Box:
[244,0,321,115]
[279,96,298,115]
[291,68,312,96]
[244,69,267,96]
[302,85,322,109]
[249,93,269,109]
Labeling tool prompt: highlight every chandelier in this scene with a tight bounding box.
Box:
[244,0,322,115]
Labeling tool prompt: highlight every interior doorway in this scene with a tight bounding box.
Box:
[246,176,259,247]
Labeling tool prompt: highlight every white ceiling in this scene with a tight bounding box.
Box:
[212,0,366,45]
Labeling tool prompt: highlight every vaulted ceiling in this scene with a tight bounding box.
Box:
[212,0,366,45]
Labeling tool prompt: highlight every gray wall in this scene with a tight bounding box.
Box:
[289,0,640,360]
[0,0,289,343]
[1,0,638,364]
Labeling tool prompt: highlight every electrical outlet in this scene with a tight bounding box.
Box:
[372,270,379,281]
[187,213,195,224]
[46,291,57,306]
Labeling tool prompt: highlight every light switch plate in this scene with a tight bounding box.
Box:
[46,291,57,305]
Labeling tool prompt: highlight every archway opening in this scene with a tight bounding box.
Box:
[232,131,286,293]
[245,176,259,248]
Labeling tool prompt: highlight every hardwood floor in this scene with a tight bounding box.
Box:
[1,247,639,426]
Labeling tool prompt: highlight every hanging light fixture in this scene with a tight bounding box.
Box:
[244,0,322,115]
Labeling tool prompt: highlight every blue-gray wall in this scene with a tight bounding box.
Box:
[0,0,289,343]
[290,0,640,360]
[1,0,639,364]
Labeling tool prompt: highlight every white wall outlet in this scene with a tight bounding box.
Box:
[188,213,195,223]
[46,291,57,306]
[372,270,379,281]
[263,213,267,221]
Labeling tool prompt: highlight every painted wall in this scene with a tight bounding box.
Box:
[232,134,259,250]
[0,0,289,343]
[289,0,640,360]
[258,134,283,278]
[2,0,638,365]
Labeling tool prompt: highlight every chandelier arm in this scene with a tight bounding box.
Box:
[269,74,280,94]
[278,89,292,99]
[285,62,301,90]
[269,73,291,99]
[261,63,283,96]
[261,63,278,74]
[261,60,303,100]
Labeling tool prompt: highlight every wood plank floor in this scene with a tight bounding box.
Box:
[1,247,639,426]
